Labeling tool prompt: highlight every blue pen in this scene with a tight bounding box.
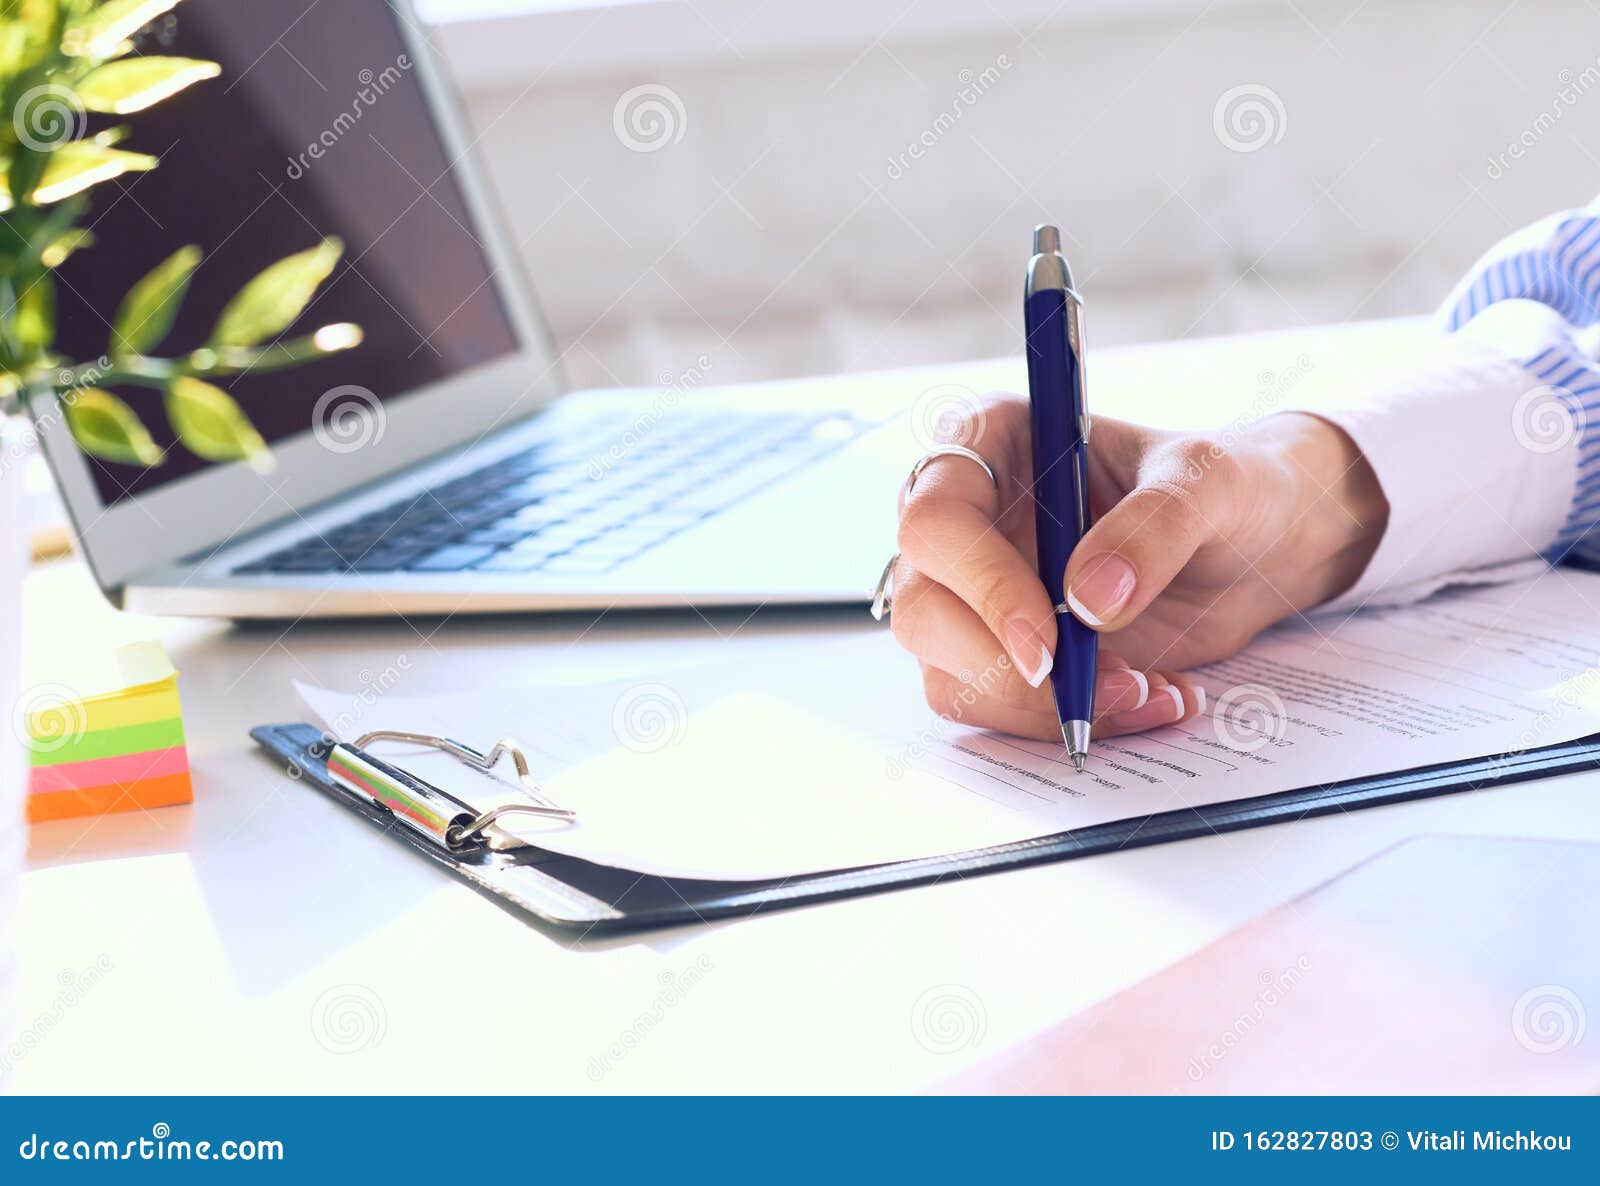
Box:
[1024,225,1097,771]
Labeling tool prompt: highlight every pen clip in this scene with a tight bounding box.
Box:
[1064,289,1089,444]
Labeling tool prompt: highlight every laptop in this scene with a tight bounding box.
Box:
[36,0,915,619]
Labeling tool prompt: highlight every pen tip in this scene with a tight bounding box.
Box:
[1062,720,1090,771]
[1033,224,1062,255]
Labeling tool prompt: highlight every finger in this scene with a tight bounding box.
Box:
[1096,670,1185,736]
[921,665,1058,741]
[1064,436,1244,633]
[892,570,1040,707]
[897,572,1154,714]
[1159,670,1207,721]
[898,491,1057,687]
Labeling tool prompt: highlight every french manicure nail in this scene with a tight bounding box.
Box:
[1097,667,1149,712]
[1067,554,1138,626]
[1003,619,1053,687]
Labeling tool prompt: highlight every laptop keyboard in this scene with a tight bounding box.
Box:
[232,407,866,578]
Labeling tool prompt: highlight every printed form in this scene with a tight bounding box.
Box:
[298,568,1600,880]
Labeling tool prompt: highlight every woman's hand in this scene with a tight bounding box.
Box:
[889,393,1388,742]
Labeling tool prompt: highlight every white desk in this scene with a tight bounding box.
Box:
[14,326,1600,1094]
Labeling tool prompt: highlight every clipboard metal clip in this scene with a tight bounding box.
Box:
[325,729,575,854]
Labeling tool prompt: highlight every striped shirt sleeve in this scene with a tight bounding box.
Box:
[1437,198,1600,564]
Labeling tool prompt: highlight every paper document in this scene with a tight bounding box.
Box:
[297,568,1600,880]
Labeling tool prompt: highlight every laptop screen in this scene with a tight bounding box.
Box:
[53,0,520,507]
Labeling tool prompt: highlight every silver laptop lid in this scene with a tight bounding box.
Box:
[35,0,563,597]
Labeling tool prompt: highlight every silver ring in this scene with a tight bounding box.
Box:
[871,445,999,621]
[906,443,998,492]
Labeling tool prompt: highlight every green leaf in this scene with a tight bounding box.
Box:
[164,375,269,469]
[41,227,93,267]
[12,270,54,355]
[209,237,342,348]
[110,244,199,357]
[32,141,157,204]
[76,56,220,114]
[62,0,181,59]
[64,386,163,466]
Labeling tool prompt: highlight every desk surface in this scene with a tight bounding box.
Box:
[15,325,1600,1094]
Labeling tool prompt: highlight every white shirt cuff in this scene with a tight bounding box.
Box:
[1285,322,1578,613]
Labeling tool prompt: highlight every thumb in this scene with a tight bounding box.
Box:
[1064,437,1239,632]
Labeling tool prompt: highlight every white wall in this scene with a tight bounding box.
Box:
[425,0,1600,393]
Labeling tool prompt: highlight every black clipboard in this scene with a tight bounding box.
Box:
[250,720,1600,932]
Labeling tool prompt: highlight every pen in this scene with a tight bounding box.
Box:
[1023,224,1098,771]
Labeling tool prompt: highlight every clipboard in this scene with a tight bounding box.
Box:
[250,720,1600,932]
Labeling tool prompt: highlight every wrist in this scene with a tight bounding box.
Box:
[1253,412,1389,606]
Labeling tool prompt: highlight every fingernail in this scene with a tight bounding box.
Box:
[1003,619,1053,687]
[1096,667,1149,712]
[1067,555,1138,626]
[1194,686,1206,714]
[1105,685,1183,732]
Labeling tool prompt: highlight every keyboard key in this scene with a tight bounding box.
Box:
[540,554,622,575]
[407,544,499,572]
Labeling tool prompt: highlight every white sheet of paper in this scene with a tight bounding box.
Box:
[296,568,1600,881]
